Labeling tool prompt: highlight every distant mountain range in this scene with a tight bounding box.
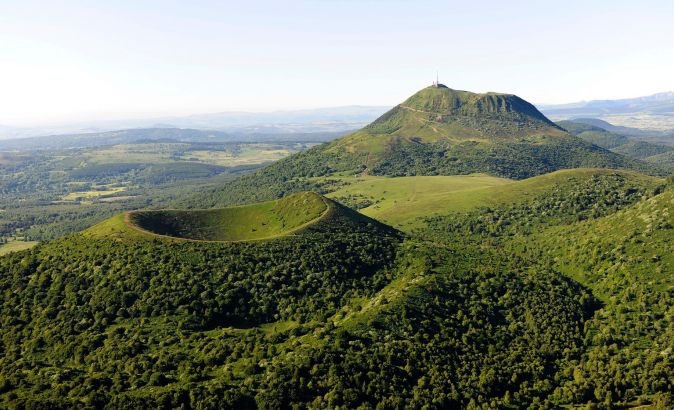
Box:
[5,91,674,143]
[0,106,390,141]
[538,92,674,131]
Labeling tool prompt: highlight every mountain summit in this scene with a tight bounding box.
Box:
[399,86,552,121]
[359,85,563,142]
[187,86,657,207]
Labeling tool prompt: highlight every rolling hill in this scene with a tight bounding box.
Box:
[0,192,403,407]
[561,117,657,138]
[517,182,674,405]
[412,173,674,407]
[646,150,674,168]
[557,120,630,149]
[559,119,674,170]
[612,140,674,159]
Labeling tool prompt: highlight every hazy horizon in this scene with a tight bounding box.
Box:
[2,0,674,126]
[3,88,673,132]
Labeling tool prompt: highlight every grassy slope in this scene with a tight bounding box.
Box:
[321,174,511,228]
[319,168,660,230]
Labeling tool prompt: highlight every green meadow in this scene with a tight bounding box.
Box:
[320,174,511,228]
[0,239,39,256]
[319,168,660,230]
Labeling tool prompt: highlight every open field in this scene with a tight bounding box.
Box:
[320,168,662,230]
[0,240,39,256]
[61,186,127,201]
[84,143,186,164]
[601,114,674,132]
[180,144,311,166]
[320,174,511,228]
[81,142,315,167]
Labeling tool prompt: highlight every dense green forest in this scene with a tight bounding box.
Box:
[0,203,402,408]
[0,200,593,408]
[2,172,674,408]
[415,174,674,408]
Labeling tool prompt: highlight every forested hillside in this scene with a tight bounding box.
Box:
[416,174,674,408]
[0,199,594,408]
[0,89,671,409]
[0,199,402,408]
[2,168,673,408]
[520,184,674,406]
[559,120,674,171]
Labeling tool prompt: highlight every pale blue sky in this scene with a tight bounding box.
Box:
[1,0,674,125]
